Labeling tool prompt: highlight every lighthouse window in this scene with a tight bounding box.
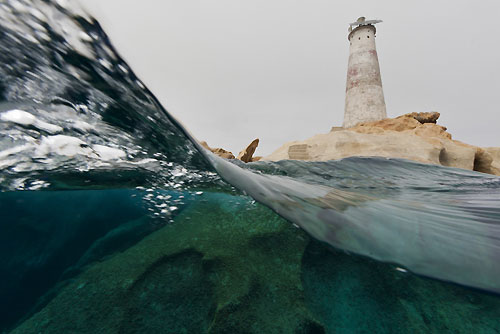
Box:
[358,37,361,40]
[367,35,370,38]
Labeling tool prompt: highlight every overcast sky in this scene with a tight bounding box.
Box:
[83,0,499,156]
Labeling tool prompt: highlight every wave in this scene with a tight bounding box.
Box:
[0,0,499,297]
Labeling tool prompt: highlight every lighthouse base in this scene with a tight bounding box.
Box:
[343,85,387,128]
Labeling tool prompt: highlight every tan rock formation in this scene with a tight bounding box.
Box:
[404,111,441,124]
[199,141,235,159]
[237,139,259,163]
[199,141,212,151]
[483,147,500,175]
[266,131,443,165]
[199,140,262,162]
[352,112,447,136]
[485,147,500,163]
[211,148,236,160]
[263,113,500,176]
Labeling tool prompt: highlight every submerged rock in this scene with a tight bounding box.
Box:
[12,193,321,333]
[263,113,500,176]
[12,192,500,334]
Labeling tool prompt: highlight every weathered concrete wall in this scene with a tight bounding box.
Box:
[343,25,386,128]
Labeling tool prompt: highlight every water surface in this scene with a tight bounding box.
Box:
[1,1,500,333]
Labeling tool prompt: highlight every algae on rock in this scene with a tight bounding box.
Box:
[12,193,322,334]
[12,192,500,334]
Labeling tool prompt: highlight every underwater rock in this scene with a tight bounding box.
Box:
[12,193,322,334]
[11,192,500,334]
[263,113,500,176]
[0,190,152,332]
[237,138,259,163]
[302,240,500,334]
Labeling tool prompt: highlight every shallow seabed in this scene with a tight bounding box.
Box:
[3,190,499,334]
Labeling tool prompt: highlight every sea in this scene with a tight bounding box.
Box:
[1,1,500,333]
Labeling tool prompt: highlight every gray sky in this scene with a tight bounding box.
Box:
[83,0,500,156]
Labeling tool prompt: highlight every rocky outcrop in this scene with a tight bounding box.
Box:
[484,147,500,175]
[352,112,448,136]
[237,138,259,163]
[200,140,260,163]
[199,141,235,159]
[405,111,441,124]
[263,113,500,176]
[211,148,235,159]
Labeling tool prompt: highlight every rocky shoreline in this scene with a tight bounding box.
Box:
[203,112,497,176]
[263,112,500,176]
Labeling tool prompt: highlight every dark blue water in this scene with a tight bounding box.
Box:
[1,1,500,333]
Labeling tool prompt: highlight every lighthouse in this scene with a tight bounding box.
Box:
[343,17,387,128]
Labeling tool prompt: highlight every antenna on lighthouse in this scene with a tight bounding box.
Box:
[348,17,383,29]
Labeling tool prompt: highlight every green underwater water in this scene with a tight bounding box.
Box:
[5,190,500,334]
[1,2,500,332]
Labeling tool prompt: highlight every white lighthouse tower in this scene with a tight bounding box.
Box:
[343,17,387,128]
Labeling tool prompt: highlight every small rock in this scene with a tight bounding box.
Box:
[401,111,440,124]
[212,148,235,160]
[199,141,235,159]
[237,139,259,163]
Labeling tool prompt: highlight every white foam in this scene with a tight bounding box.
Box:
[1,109,62,134]
[29,7,46,22]
[35,135,95,157]
[0,158,19,169]
[0,143,32,159]
[98,58,113,71]
[78,31,92,42]
[9,0,28,13]
[70,120,93,132]
[28,180,49,190]
[131,158,158,165]
[92,144,126,160]
[118,64,128,74]
[1,109,36,125]
[38,0,94,59]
